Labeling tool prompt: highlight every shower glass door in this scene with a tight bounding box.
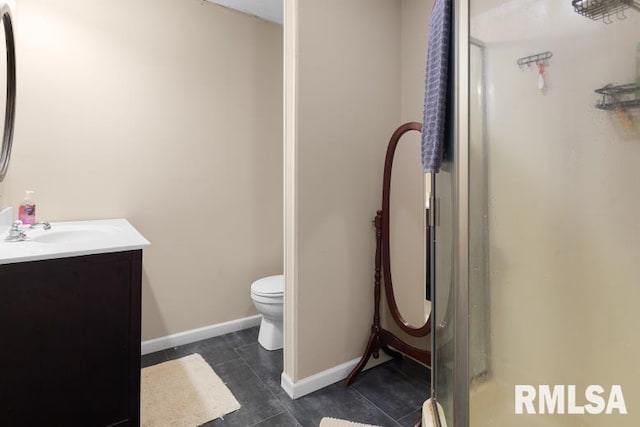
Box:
[434,0,640,426]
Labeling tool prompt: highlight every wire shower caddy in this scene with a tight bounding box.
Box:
[572,0,640,23]
[595,84,640,110]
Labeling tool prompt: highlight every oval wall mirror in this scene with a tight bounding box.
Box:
[388,124,428,329]
[345,122,431,386]
[382,122,429,336]
[0,5,16,183]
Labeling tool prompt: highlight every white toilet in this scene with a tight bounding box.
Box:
[250,275,284,351]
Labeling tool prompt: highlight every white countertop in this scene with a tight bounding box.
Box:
[0,217,150,265]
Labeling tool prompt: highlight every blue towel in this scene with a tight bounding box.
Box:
[421,0,452,173]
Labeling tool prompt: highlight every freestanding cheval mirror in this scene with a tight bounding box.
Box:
[345,122,431,387]
[0,0,16,183]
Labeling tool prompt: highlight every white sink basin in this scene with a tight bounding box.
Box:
[0,218,150,265]
[29,225,119,244]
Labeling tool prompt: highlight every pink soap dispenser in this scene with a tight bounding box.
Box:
[18,190,36,225]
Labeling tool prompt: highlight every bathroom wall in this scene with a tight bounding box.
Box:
[0,179,6,209]
[9,0,283,340]
[285,0,433,382]
[401,0,433,123]
[378,0,433,350]
[383,0,434,345]
[470,1,640,425]
[287,0,401,381]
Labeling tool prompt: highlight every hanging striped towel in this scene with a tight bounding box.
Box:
[421,0,452,173]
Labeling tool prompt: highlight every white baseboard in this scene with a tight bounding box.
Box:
[141,314,262,355]
[281,353,392,400]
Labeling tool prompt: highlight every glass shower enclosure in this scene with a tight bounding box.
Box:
[431,1,640,426]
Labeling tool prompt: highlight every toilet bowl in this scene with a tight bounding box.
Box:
[250,275,284,351]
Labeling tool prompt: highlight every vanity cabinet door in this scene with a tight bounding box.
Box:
[0,251,142,427]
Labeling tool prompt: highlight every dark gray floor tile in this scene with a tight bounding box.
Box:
[165,327,259,367]
[164,339,236,366]
[271,386,290,400]
[351,360,429,421]
[235,342,284,395]
[141,350,167,368]
[146,328,427,427]
[278,382,400,427]
[388,357,430,386]
[229,326,261,346]
[252,411,301,427]
[203,358,286,427]
[397,408,423,427]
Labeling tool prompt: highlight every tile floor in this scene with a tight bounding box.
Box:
[142,327,430,427]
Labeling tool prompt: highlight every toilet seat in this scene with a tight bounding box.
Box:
[251,275,284,297]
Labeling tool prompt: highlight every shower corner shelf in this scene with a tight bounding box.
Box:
[595,83,640,110]
[572,0,640,23]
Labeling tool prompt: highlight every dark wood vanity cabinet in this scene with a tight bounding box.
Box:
[0,250,142,427]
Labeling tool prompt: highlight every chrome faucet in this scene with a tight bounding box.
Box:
[5,220,51,241]
[27,222,52,230]
[6,220,27,241]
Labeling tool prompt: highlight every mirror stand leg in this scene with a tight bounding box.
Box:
[344,329,379,387]
[380,342,403,360]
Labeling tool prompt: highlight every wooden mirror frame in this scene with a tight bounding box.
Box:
[345,122,431,387]
[382,121,430,336]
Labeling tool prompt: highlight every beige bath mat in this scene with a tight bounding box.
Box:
[319,418,380,427]
[141,353,240,427]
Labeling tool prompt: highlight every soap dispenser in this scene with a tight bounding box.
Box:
[18,190,36,225]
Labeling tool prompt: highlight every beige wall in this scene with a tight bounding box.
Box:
[285,0,434,381]
[0,180,6,210]
[385,0,434,337]
[401,0,433,123]
[288,0,401,380]
[8,0,283,340]
[470,1,640,425]
[283,0,297,378]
